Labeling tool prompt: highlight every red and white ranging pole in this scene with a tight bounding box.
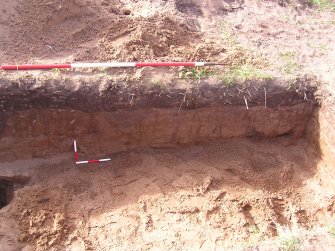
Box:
[0,61,223,71]
[73,140,111,165]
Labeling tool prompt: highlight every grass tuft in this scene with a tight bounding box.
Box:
[242,225,264,248]
[309,0,335,10]
[220,64,272,86]
[151,80,161,86]
[218,21,237,44]
[51,68,61,76]
[277,225,302,251]
[327,220,335,237]
[280,51,301,75]
[181,67,216,80]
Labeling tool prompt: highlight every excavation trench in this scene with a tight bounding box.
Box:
[0,77,319,160]
[0,103,315,161]
[1,0,335,248]
[1,78,335,250]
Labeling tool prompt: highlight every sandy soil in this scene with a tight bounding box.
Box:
[1,0,335,250]
[1,0,334,83]
[1,138,335,250]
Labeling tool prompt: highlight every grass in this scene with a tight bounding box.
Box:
[97,67,110,78]
[151,79,161,86]
[280,51,301,75]
[223,223,335,250]
[181,48,271,85]
[309,0,335,10]
[180,67,216,80]
[18,75,26,80]
[150,79,167,89]
[276,225,302,251]
[217,20,272,85]
[149,77,169,92]
[327,220,335,237]
[51,68,61,76]
[218,21,237,44]
[242,225,264,249]
[307,43,329,56]
[329,226,335,237]
[219,64,272,86]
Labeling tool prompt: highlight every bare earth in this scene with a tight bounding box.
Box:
[1,138,335,250]
[1,0,335,250]
[1,0,335,82]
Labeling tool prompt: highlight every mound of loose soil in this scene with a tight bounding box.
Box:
[0,0,263,64]
[77,15,200,61]
[0,0,205,63]
[0,0,116,61]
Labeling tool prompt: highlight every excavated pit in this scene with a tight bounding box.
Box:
[0,77,335,250]
[1,0,335,249]
[0,77,317,160]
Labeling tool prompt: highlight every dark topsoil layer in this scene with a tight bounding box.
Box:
[0,74,318,113]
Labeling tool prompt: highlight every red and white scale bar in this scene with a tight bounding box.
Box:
[73,140,111,165]
[74,140,79,161]
[0,62,215,71]
[75,159,112,164]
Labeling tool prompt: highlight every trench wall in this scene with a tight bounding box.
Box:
[0,104,313,161]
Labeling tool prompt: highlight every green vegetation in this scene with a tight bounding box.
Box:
[277,226,302,251]
[329,226,335,237]
[180,67,216,80]
[180,62,271,85]
[220,63,272,86]
[97,67,109,77]
[51,68,61,76]
[217,20,272,86]
[150,79,166,89]
[18,75,26,80]
[327,221,335,237]
[151,79,161,86]
[223,223,335,250]
[280,51,301,75]
[309,0,335,10]
[242,225,264,249]
[307,43,329,56]
[218,21,237,44]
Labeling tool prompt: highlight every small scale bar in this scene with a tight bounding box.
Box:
[73,140,78,161]
[73,140,111,165]
[76,158,112,165]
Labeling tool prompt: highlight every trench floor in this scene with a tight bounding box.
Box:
[0,137,334,250]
